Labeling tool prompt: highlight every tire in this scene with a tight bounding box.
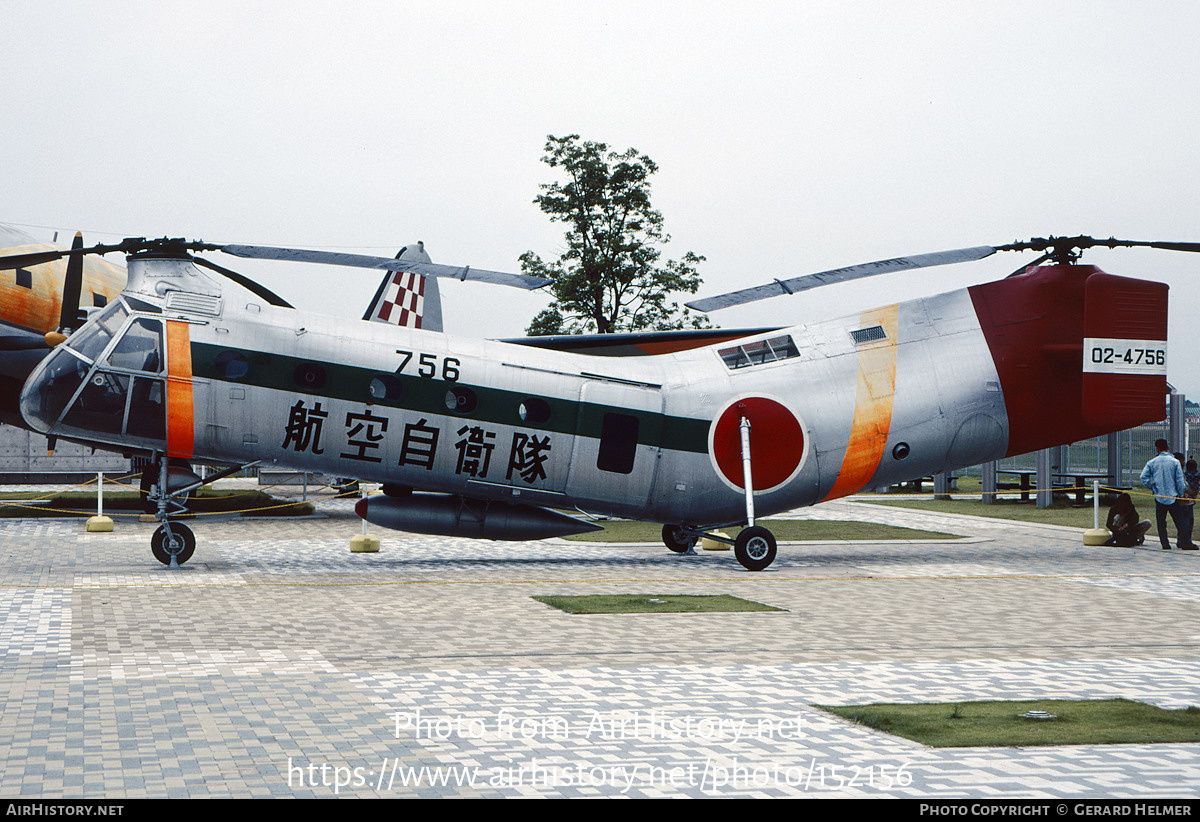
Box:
[734,526,776,571]
[152,523,195,565]
[662,524,697,554]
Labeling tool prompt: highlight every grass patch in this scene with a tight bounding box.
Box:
[533,594,784,614]
[0,489,315,518]
[816,699,1200,747]
[860,497,1100,528]
[562,519,960,543]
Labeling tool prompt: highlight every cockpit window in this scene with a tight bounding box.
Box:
[28,349,90,429]
[62,373,130,436]
[21,299,169,446]
[106,318,163,373]
[66,301,128,364]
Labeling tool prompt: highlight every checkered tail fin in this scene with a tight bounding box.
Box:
[362,241,444,332]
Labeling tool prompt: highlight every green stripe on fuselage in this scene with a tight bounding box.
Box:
[191,342,710,453]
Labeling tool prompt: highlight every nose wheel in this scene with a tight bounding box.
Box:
[152,522,195,566]
[141,456,259,567]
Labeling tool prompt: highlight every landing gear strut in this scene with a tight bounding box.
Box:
[730,413,777,570]
[663,412,779,571]
[144,456,196,567]
[142,455,260,566]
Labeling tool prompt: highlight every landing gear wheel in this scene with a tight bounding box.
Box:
[152,523,195,566]
[662,524,698,554]
[734,526,776,571]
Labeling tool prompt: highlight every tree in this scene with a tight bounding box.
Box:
[521,135,709,335]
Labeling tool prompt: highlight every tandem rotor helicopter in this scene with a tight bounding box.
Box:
[0,229,1186,570]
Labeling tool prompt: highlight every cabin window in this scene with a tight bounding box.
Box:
[15,268,32,289]
[293,362,326,390]
[214,350,250,380]
[518,398,552,424]
[368,374,403,403]
[444,386,478,414]
[597,412,639,474]
[718,335,800,369]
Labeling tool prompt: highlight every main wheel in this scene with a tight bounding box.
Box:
[734,526,776,571]
[151,523,195,565]
[662,524,698,554]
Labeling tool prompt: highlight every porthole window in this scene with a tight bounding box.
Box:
[214,351,249,380]
[892,442,910,460]
[444,386,478,414]
[368,374,403,403]
[293,362,326,390]
[517,398,551,424]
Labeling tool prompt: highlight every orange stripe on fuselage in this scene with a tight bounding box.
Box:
[822,305,899,501]
[165,321,194,458]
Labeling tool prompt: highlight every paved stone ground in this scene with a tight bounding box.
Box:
[1,495,1198,798]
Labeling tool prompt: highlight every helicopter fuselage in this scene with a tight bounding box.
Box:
[16,253,1168,535]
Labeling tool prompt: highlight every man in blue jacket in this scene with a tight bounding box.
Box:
[1140,439,1197,550]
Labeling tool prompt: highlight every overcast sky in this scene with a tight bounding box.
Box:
[5,1,1199,394]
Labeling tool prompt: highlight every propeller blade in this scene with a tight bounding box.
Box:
[0,249,70,269]
[59,232,85,332]
[0,334,50,351]
[0,237,150,270]
[218,244,551,290]
[686,246,998,312]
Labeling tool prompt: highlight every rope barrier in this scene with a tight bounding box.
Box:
[0,479,364,519]
[865,483,1197,504]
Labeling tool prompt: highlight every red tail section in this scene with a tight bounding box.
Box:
[969,265,1168,457]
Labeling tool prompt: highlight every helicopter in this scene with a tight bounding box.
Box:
[0,233,1181,570]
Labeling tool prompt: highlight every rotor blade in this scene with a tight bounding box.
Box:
[0,237,149,270]
[686,246,999,312]
[1128,240,1200,253]
[59,232,85,331]
[218,244,551,290]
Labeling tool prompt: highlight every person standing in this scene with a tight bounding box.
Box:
[1177,453,1196,550]
[1140,440,1197,550]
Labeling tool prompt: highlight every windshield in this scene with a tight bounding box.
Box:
[21,300,168,446]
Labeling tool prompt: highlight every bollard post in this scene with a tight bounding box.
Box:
[86,471,114,532]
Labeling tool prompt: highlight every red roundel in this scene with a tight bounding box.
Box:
[710,396,806,492]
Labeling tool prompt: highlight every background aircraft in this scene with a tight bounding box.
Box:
[0,225,125,428]
[0,234,1178,571]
